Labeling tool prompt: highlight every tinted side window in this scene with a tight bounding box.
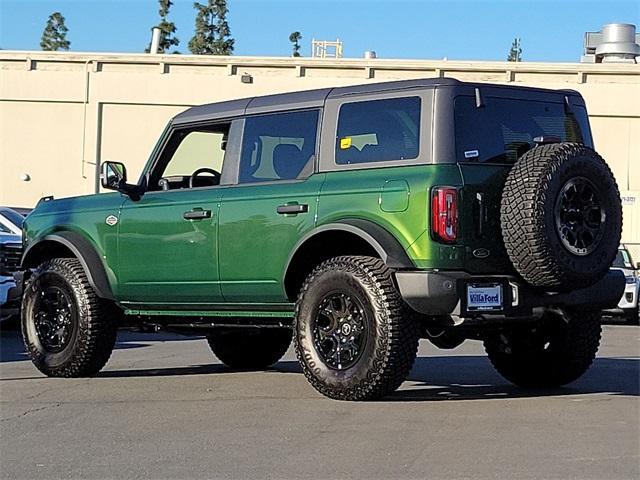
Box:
[164,131,226,177]
[148,124,231,192]
[239,110,319,183]
[336,97,421,165]
[454,96,591,164]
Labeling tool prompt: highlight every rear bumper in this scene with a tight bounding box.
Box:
[395,270,626,318]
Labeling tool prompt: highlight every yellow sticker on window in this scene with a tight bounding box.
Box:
[340,137,352,149]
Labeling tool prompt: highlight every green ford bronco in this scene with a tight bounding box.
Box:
[15,78,624,400]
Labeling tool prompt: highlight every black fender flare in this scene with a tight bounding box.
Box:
[285,219,415,275]
[22,232,115,300]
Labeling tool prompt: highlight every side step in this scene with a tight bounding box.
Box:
[122,308,294,334]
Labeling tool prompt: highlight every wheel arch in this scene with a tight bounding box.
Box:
[283,220,414,301]
[22,232,115,300]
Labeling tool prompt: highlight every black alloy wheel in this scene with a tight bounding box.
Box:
[312,292,368,370]
[32,285,76,353]
[554,176,606,256]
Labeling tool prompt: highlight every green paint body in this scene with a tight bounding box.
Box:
[24,162,509,314]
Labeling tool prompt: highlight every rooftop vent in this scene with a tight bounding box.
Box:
[581,23,640,63]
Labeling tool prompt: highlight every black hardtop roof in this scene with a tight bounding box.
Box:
[172,77,580,125]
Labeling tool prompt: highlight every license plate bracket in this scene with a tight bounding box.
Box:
[465,282,504,312]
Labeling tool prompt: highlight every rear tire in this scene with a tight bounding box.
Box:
[483,309,602,387]
[501,143,621,290]
[207,327,292,370]
[294,256,419,401]
[21,258,118,377]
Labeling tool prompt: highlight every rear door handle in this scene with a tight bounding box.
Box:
[277,203,308,215]
[183,208,212,220]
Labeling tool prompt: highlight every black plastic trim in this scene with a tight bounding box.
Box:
[21,232,115,300]
[286,220,415,272]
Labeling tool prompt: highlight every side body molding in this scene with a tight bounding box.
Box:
[22,232,115,300]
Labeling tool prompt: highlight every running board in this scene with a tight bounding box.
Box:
[123,309,294,333]
[124,309,294,318]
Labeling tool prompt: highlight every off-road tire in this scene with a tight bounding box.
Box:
[21,258,118,377]
[501,143,622,290]
[294,256,419,401]
[207,327,292,370]
[483,309,602,387]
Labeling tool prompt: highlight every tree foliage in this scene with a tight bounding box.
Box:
[188,0,234,55]
[147,0,179,53]
[289,31,302,57]
[507,37,522,62]
[40,12,70,51]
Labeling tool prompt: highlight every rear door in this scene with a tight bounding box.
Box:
[453,93,593,274]
[217,109,323,303]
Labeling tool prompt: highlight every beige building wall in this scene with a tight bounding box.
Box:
[1,51,639,242]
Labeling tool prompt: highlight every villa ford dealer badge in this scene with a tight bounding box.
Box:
[105,215,118,226]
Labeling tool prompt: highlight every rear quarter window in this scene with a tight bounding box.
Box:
[454,96,592,164]
[335,96,421,165]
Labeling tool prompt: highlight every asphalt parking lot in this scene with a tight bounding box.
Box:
[1,323,638,480]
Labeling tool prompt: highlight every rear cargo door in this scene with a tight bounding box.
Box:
[453,92,592,274]
[458,164,513,274]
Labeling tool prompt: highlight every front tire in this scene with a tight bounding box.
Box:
[294,256,419,401]
[207,327,292,370]
[21,258,118,377]
[483,309,602,387]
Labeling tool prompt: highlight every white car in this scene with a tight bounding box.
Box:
[0,208,25,322]
[608,245,639,324]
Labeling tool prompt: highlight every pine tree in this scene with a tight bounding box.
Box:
[40,12,70,51]
[188,0,234,55]
[289,31,302,57]
[147,0,180,53]
[507,37,522,62]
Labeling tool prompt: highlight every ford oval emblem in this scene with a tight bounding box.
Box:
[473,248,490,259]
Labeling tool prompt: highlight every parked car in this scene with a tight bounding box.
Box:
[0,207,24,235]
[606,245,639,323]
[14,78,624,400]
[1,208,25,322]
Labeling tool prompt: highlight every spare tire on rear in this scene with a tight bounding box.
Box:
[501,142,622,291]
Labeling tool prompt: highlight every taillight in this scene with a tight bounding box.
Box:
[431,187,458,243]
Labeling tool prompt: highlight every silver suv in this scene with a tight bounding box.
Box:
[608,245,639,323]
[0,207,24,321]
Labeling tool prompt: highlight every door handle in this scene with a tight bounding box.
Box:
[183,209,212,220]
[277,203,308,215]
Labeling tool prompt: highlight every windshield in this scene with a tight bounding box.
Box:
[454,96,591,164]
[612,249,633,269]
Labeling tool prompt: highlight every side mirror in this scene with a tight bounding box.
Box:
[100,161,127,190]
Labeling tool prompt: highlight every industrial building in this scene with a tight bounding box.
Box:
[1,24,639,243]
